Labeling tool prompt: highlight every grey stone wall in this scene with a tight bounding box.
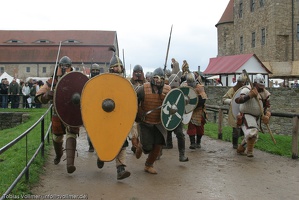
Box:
[217,1,299,64]
[0,112,29,130]
[205,86,299,136]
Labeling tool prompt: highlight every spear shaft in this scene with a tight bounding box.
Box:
[51,41,62,91]
[163,25,173,74]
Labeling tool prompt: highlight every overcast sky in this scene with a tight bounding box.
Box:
[1,0,229,76]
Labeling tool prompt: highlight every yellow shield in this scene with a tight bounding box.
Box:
[81,73,137,161]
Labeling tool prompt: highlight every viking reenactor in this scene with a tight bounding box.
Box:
[85,63,103,152]
[234,74,271,157]
[181,72,207,149]
[145,72,152,82]
[222,74,247,149]
[35,56,79,174]
[95,53,131,180]
[135,67,171,174]
[180,60,190,83]
[164,73,189,162]
[129,65,145,158]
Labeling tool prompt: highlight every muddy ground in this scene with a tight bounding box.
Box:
[30,131,299,200]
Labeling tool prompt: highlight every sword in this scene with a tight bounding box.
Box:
[51,41,62,91]
[163,25,173,75]
[242,69,276,144]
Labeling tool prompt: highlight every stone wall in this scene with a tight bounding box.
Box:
[205,86,299,136]
[0,112,29,130]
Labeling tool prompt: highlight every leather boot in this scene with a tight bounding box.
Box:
[196,134,202,148]
[246,136,256,157]
[237,144,246,154]
[87,137,94,152]
[177,137,188,162]
[189,135,196,149]
[117,165,131,180]
[144,145,161,174]
[132,137,142,159]
[166,131,173,149]
[97,157,104,169]
[66,137,76,174]
[53,140,63,165]
[232,128,239,149]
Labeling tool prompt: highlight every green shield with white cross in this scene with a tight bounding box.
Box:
[161,88,185,131]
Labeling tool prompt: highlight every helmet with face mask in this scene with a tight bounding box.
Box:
[57,56,72,76]
[151,68,165,87]
[132,64,145,81]
[185,72,197,87]
[90,63,102,78]
[254,74,265,88]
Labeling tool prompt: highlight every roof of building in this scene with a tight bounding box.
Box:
[215,0,234,27]
[203,54,272,75]
[0,30,117,64]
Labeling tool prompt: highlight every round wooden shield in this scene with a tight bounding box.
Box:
[182,111,192,125]
[54,72,89,127]
[231,86,250,119]
[161,88,185,131]
[179,86,198,114]
[81,73,137,161]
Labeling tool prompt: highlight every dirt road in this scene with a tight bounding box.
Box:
[31,131,299,200]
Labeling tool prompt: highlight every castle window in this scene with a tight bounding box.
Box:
[240,36,244,52]
[0,67,4,74]
[252,32,256,48]
[250,0,255,12]
[42,67,47,73]
[297,24,299,41]
[26,67,30,73]
[259,0,264,7]
[261,28,266,45]
[239,1,243,18]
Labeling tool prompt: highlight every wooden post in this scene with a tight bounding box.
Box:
[292,116,299,159]
[218,108,223,139]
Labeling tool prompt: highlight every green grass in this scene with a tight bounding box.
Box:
[204,122,295,158]
[0,108,52,196]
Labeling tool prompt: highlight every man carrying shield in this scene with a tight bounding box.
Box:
[35,56,79,174]
[181,73,207,149]
[135,67,171,174]
[222,74,247,149]
[164,73,189,162]
[234,74,271,157]
[85,63,103,152]
[95,54,131,180]
[129,64,145,158]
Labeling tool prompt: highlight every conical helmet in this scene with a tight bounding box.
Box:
[109,53,124,74]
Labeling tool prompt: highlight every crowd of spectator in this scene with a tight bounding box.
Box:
[0,78,44,109]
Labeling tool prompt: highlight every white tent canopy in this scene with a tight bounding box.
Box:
[0,72,13,83]
[0,72,20,83]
